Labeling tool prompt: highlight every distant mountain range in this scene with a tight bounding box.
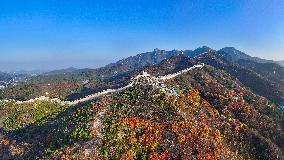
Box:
[0,72,12,82]
[44,67,79,75]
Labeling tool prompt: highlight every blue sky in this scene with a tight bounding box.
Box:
[0,0,284,71]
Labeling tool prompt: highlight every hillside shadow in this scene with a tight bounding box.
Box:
[65,73,131,101]
[1,98,99,159]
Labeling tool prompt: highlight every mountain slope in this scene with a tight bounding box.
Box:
[99,53,284,158]
[184,46,212,58]
[164,65,284,159]
[189,51,284,105]
[218,47,274,63]
[140,54,194,76]
[236,59,284,86]
[278,60,284,67]
[105,48,183,69]
[138,49,284,105]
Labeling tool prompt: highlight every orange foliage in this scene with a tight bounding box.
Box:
[115,89,235,159]
[0,138,10,146]
[178,134,186,143]
[118,117,165,150]
[213,129,221,144]
[120,150,134,160]
[202,125,209,137]
[148,151,169,160]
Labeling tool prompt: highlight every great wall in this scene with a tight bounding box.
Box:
[1,63,205,106]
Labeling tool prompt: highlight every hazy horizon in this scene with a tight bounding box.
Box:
[0,46,283,72]
[1,0,284,71]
